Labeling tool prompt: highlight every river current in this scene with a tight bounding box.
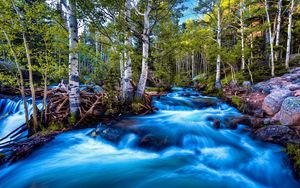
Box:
[0,88,299,188]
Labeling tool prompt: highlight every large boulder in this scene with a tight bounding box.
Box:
[279,97,300,125]
[254,125,292,145]
[262,89,292,116]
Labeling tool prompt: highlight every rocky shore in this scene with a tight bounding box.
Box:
[221,67,300,178]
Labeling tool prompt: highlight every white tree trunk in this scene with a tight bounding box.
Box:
[274,0,282,61]
[264,0,275,76]
[67,0,80,117]
[285,0,295,69]
[240,0,245,70]
[123,0,134,101]
[215,1,222,89]
[192,50,196,78]
[136,0,151,98]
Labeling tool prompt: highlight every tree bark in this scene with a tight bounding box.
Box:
[136,0,152,98]
[275,0,282,61]
[264,0,275,76]
[192,50,196,78]
[215,0,222,89]
[22,32,38,129]
[285,0,295,69]
[123,0,134,101]
[240,0,245,70]
[67,0,80,118]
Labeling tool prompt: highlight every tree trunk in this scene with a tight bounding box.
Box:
[136,0,151,98]
[240,0,245,70]
[192,50,196,78]
[3,31,29,127]
[67,0,80,118]
[264,0,275,76]
[22,32,38,129]
[123,0,134,101]
[275,0,282,61]
[285,0,295,69]
[215,1,222,89]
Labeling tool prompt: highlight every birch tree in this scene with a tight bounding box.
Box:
[285,0,295,69]
[135,0,152,98]
[66,0,80,119]
[240,0,246,70]
[123,0,134,101]
[215,0,222,89]
[264,0,275,76]
[274,0,282,61]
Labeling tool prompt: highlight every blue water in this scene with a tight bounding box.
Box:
[0,98,43,143]
[0,89,299,188]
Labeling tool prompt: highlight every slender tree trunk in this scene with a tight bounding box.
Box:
[285,0,295,69]
[191,50,196,78]
[67,0,80,118]
[3,31,29,127]
[123,0,134,101]
[95,31,99,62]
[215,0,222,89]
[42,75,47,124]
[264,0,275,76]
[22,32,38,129]
[240,0,245,70]
[275,0,282,61]
[250,33,254,64]
[136,0,151,98]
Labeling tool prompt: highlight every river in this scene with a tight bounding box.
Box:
[0,88,299,188]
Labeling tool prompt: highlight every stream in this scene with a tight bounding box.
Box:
[0,88,299,188]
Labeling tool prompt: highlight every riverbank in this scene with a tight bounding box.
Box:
[208,67,300,179]
[0,87,161,166]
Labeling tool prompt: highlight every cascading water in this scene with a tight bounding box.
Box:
[0,88,299,188]
[0,98,43,143]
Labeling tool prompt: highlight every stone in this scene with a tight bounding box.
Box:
[242,81,251,89]
[286,84,300,91]
[279,97,300,125]
[225,121,238,129]
[294,90,300,97]
[213,119,221,129]
[254,125,292,145]
[262,89,292,116]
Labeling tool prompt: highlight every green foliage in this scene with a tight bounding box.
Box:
[231,96,246,112]
[68,113,77,126]
[286,144,300,177]
[46,122,65,131]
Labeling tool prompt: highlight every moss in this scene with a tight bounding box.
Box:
[131,101,143,114]
[68,113,77,126]
[231,96,246,112]
[286,144,300,179]
[48,122,64,131]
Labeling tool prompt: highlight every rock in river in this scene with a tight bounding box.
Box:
[279,97,300,126]
[262,89,292,116]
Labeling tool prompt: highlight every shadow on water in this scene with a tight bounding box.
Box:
[0,88,299,188]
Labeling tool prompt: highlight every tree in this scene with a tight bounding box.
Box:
[264,0,275,76]
[285,0,295,69]
[66,0,80,119]
[122,0,134,102]
[134,0,152,98]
